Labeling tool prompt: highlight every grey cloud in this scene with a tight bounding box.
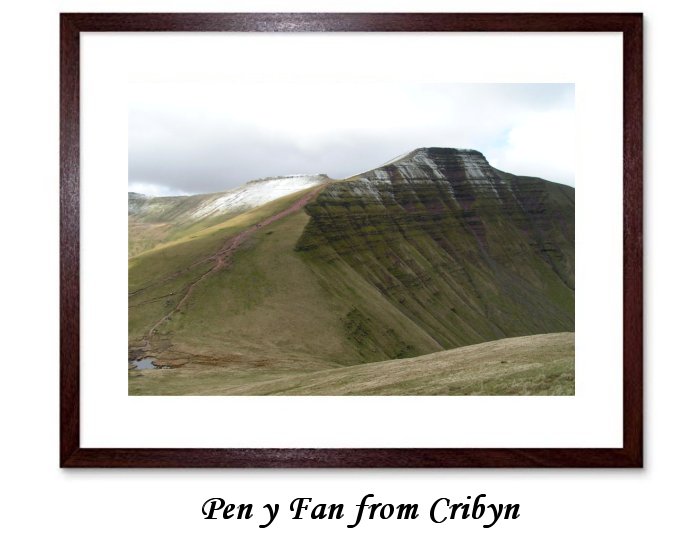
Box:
[129,83,574,195]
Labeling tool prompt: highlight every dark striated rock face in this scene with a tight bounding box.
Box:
[297,147,574,351]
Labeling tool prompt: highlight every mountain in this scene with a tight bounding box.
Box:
[128,147,574,395]
[296,147,574,353]
[128,174,331,257]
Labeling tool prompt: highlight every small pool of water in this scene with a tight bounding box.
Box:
[130,357,157,370]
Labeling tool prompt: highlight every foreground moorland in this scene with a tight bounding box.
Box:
[129,332,574,396]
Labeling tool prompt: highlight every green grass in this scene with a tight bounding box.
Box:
[129,189,338,355]
[130,196,443,369]
[155,210,356,367]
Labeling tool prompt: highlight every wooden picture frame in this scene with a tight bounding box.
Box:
[60,12,643,468]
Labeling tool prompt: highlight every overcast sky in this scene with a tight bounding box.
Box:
[129,82,574,196]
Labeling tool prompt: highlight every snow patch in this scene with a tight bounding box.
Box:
[367,169,392,183]
[458,154,502,199]
[191,175,326,220]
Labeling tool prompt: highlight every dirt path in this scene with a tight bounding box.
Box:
[141,185,325,351]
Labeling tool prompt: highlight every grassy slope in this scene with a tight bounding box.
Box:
[129,332,574,396]
[129,186,442,367]
[129,190,315,344]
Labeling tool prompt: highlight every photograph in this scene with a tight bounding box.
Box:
[127,80,575,396]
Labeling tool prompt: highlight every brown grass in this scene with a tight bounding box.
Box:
[129,332,574,396]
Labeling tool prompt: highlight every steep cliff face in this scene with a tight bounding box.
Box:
[296,147,574,351]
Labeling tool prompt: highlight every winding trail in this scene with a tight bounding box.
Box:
[141,185,326,351]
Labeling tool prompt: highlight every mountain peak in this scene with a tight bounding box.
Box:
[412,147,487,160]
[346,147,494,186]
[374,147,489,169]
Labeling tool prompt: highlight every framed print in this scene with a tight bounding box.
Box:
[60,13,643,467]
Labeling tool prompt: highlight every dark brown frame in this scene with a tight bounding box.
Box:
[60,13,643,468]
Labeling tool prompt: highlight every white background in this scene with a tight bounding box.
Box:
[1,0,698,542]
[81,32,621,449]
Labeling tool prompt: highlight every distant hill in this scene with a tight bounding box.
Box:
[128,148,574,395]
[128,174,330,257]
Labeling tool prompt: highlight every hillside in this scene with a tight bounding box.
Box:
[128,174,330,256]
[128,147,574,395]
[129,332,574,396]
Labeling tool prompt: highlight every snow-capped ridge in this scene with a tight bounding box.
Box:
[245,173,329,185]
[336,147,505,205]
[190,174,329,220]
